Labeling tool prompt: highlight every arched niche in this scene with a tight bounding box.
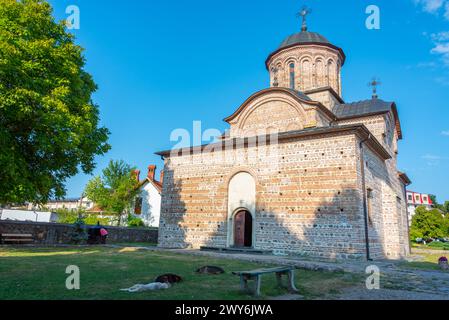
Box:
[227,172,256,248]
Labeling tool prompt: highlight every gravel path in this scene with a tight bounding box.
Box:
[333,287,449,300]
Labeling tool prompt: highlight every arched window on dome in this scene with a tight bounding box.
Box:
[289,63,295,89]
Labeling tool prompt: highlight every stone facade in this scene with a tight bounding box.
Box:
[156,22,410,260]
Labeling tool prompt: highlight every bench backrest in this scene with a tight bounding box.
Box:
[233,266,294,276]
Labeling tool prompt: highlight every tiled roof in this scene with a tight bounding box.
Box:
[139,178,162,193]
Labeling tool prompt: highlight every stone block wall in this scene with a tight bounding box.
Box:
[0,220,158,245]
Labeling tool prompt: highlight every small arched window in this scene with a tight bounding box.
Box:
[289,63,295,89]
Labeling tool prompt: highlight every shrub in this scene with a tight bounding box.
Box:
[56,208,111,226]
[70,218,88,244]
[127,215,145,228]
[84,215,111,226]
[56,209,81,224]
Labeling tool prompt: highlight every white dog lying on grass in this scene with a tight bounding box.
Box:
[120,282,171,293]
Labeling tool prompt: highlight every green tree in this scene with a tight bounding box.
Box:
[443,201,449,215]
[430,194,437,206]
[410,206,448,240]
[84,160,140,226]
[0,0,110,205]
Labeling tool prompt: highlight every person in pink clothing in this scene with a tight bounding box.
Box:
[99,227,108,244]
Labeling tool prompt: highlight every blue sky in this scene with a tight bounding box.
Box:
[48,0,449,202]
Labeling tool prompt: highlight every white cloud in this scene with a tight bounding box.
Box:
[431,31,449,41]
[431,42,449,53]
[427,32,449,66]
[442,130,449,136]
[417,61,437,68]
[422,154,442,160]
[415,0,445,13]
[431,44,449,66]
[422,153,447,166]
[414,0,449,19]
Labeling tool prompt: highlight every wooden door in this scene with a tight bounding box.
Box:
[234,211,246,247]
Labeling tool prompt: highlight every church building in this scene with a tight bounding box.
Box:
[156,11,411,260]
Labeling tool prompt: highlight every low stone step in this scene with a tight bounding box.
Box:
[200,246,272,255]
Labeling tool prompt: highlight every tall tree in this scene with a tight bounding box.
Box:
[0,0,110,205]
[84,160,140,226]
[410,206,448,240]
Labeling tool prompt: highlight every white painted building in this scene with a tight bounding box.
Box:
[28,197,94,212]
[406,190,433,224]
[131,165,162,227]
[0,209,58,223]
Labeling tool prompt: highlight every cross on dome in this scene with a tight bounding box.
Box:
[297,6,312,32]
[368,78,382,99]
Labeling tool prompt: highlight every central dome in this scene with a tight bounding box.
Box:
[278,31,330,50]
[265,29,346,70]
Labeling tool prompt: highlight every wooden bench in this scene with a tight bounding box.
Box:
[232,266,299,296]
[0,233,34,245]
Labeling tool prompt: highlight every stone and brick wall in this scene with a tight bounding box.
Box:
[227,90,332,139]
[342,113,410,259]
[0,220,158,245]
[267,45,343,96]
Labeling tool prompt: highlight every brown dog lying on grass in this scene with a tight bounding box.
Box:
[196,266,225,275]
[154,274,183,284]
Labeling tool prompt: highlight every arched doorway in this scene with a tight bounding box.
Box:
[233,210,253,248]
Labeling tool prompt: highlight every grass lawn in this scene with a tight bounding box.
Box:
[402,252,449,271]
[0,246,360,300]
[411,242,449,251]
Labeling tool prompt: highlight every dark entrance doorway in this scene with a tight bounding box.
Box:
[234,210,253,248]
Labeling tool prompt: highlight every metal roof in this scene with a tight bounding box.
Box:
[287,88,312,101]
[265,31,346,69]
[332,98,394,118]
[278,31,330,49]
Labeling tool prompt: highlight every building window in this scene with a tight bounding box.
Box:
[134,197,143,215]
[367,189,374,225]
[408,195,413,201]
[289,63,295,89]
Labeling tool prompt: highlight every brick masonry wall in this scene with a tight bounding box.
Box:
[227,92,332,139]
[266,45,343,95]
[0,220,158,244]
[159,131,371,260]
[341,113,410,259]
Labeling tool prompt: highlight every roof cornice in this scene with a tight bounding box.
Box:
[155,124,391,161]
[223,87,337,124]
[303,86,344,104]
